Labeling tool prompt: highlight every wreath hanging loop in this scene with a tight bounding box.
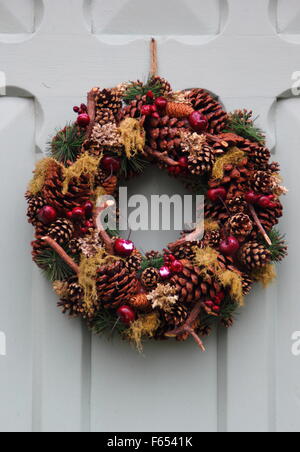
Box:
[26,40,287,352]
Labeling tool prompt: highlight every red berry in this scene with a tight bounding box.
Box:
[205,301,214,308]
[207,188,227,203]
[77,113,90,127]
[117,305,136,325]
[73,106,80,113]
[150,104,157,113]
[178,156,188,168]
[80,103,87,113]
[71,207,85,221]
[85,220,93,228]
[80,227,88,235]
[159,266,172,280]
[257,196,272,208]
[151,112,160,119]
[38,206,57,225]
[188,111,208,133]
[219,236,240,257]
[114,238,135,257]
[155,97,167,111]
[84,201,94,217]
[146,90,154,99]
[213,306,221,314]
[141,105,153,116]
[66,211,73,219]
[170,260,184,273]
[216,291,225,302]
[101,156,121,173]
[245,191,260,204]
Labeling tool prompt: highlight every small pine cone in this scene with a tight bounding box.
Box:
[95,88,122,117]
[188,145,215,176]
[141,267,161,290]
[166,102,194,119]
[248,144,271,167]
[97,261,139,309]
[102,175,118,195]
[268,161,280,173]
[252,171,273,194]
[255,200,283,232]
[129,293,151,311]
[221,318,234,328]
[205,200,229,225]
[125,249,143,273]
[198,324,212,337]
[227,196,248,214]
[187,89,228,134]
[57,277,85,318]
[241,273,253,295]
[68,238,81,255]
[172,241,199,260]
[239,241,271,270]
[119,95,147,121]
[26,193,45,225]
[203,230,221,248]
[94,168,110,187]
[95,108,116,126]
[150,76,172,96]
[48,219,74,245]
[227,213,253,241]
[145,250,162,260]
[163,303,188,329]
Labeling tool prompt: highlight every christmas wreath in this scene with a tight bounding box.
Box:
[26,61,287,352]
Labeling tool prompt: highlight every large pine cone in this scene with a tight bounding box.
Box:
[208,156,251,191]
[42,160,90,211]
[146,115,190,159]
[95,88,122,119]
[239,241,271,270]
[150,76,172,96]
[187,89,228,134]
[162,303,188,329]
[48,219,74,245]
[171,260,221,304]
[187,145,215,176]
[96,261,139,309]
[205,200,230,225]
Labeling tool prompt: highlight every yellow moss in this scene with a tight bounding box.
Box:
[204,219,220,232]
[251,264,277,288]
[126,312,160,353]
[118,118,145,159]
[78,249,118,313]
[193,246,222,279]
[92,186,107,202]
[62,153,101,194]
[212,147,245,180]
[218,270,244,306]
[28,158,59,195]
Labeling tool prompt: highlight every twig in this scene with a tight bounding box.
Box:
[145,146,179,167]
[42,236,79,274]
[150,38,158,77]
[94,199,116,255]
[249,204,272,246]
[165,302,206,352]
[168,225,204,251]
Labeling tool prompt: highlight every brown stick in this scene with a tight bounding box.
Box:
[94,199,116,255]
[249,205,272,246]
[165,302,206,352]
[145,146,179,167]
[150,38,158,77]
[168,225,204,251]
[42,237,80,275]
[82,87,98,145]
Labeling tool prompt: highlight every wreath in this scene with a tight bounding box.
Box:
[26,63,287,352]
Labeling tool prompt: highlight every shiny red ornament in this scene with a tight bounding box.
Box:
[155,97,167,111]
[85,220,94,229]
[101,156,121,173]
[219,236,240,257]
[213,306,221,314]
[114,238,135,257]
[146,90,154,99]
[38,206,57,225]
[117,305,136,325]
[84,201,94,218]
[71,207,86,221]
[245,191,260,204]
[77,113,90,127]
[207,188,227,203]
[141,105,153,117]
[188,111,208,133]
[205,301,214,309]
[159,266,172,280]
[170,260,183,273]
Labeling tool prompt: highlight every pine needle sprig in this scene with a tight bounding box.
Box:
[48,124,85,164]
[123,78,163,104]
[225,110,265,144]
[120,155,149,178]
[261,229,288,262]
[91,310,127,337]
[140,256,164,272]
[35,247,76,281]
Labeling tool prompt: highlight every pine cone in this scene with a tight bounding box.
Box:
[268,161,280,173]
[171,260,221,304]
[58,278,85,318]
[187,89,228,134]
[97,261,139,309]
[129,293,151,311]
[208,156,251,190]
[145,250,162,260]
[68,238,81,255]
[252,171,273,194]
[252,200,283,233]
[42,159,90,211]
[119,95,147,121]
[205,200,230,225]
[166,102,194,119]
[101,175,118,195]
[227,213,253,241]
[188,145,215,176]
[141,267,161,290]
[241,273,253,295]
[26,193,45,225]
[203,230,221,248]
[239,241,271,270]
[227,196,248,214]
[172,241,199,260]
[95,88,122,118]
[95,108,116,125]
[48,219,74,245]
[125,249,143,273]
[150,76,172,96]
[162,303,188,329]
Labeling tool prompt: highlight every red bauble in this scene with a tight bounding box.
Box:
[117,305,136,325]
[155,97,167,111]
[151,112,160,119]
[188,111,208,133]
[146,90,154,99]
[66,211,73,219]
[245,191,260,204]
[159,266,172,280]
[84,201,94,218]
[71,207,86,221]
[213,306,220,314]
[170,260,183,273]
[38,206,57,225]
[114,238,135,257]
[207,188,227,203]
[205,301,215,309]
[101,156,121,173]
[77,113,90,127]
[141,105,153,117]
[219,236,240,256]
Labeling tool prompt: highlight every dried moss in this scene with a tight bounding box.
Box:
[62,153,101,194]
[212,147,245,180]
[119,118,145,159]
[28,158,59,195]
[251,263,277,288]
[218,270,244,306]
[126,312,160,353]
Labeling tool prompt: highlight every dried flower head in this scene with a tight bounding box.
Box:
[181,131,207,157]
[147,283,179,313]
